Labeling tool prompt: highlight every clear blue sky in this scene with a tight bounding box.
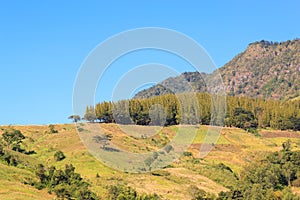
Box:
[0,1,299,125]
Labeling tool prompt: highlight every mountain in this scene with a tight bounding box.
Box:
[135,39,300,100]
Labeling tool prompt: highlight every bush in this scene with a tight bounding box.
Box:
[3,154,18,166]
[31,164,98,199]
[188,185,215,200]
[151,170,170,177]
[0,145,4,156]
[217,163,233,173]
[164,144,173,153]
[0,145,18,166]
[54,151,65,161]
[108,184,160,200]
[183,151,193,157]
[77,127,84,132]
[48,124,58,134]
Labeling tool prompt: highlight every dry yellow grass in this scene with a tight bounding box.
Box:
[0,123,299,199]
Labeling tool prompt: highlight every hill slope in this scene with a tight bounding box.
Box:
[135,39,300,100]
[1,124,300,199]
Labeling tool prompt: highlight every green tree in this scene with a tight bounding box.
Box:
[232,107,258,131]
[2,129,25,151]
[84,106,97,123]
[68,115,81,123]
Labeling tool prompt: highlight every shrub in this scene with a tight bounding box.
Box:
[217,163,233,173]
[164,144,173,153]
[188,185,215,200]
[54,151,65,161]
[77,127,84,132]
[108,184,160,200]
[48,124,58,134]
[151,170,170,177]
[183,151,193,157]
[31,164,98,199]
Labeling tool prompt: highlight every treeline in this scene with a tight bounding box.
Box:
[84,93,300,131]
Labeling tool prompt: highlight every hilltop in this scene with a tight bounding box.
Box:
[135,39,300,100]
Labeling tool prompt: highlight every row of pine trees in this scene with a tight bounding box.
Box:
[84,93,300,131]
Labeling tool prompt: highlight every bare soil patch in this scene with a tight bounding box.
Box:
[260,130,300,138]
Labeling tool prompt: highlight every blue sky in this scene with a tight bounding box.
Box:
[0,1,299,125]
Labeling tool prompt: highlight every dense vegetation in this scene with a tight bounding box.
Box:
[0,128,29,166]
[0,129,96,199]
[108,185,161,200]
[218,141,300,200]
[84,93,300,131]
[135,39,300,100]
[30,163,160,200]
[28,164,99,199]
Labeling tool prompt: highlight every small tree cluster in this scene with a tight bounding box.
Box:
[29,164,98,199]
[2,129,25,151]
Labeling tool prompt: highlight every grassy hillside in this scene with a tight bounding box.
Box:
[0,124,300,199]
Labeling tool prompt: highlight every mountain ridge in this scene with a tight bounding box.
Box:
[135,39,300,100]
